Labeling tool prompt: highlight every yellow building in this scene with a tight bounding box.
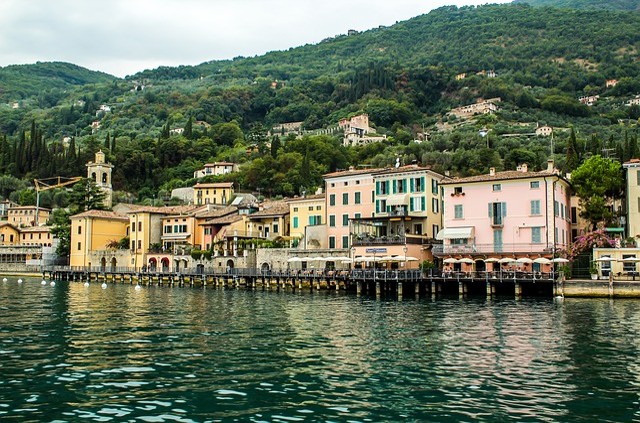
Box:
[288,194,326,248]
[19,226,54,247]
[70,210,129,267]
[0,222,20,246]
[247,201,290,240]
[7,206,51,227]
[129,205,201,270]
[193,182,234,206]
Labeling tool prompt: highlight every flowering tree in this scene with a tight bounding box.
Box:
[559,228,616,261]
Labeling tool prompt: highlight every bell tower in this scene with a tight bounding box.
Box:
[86,150,113,208]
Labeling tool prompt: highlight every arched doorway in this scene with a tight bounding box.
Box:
[161,257,170,272]
[196,263,204,274]
[261,263,270,273]
[149,257,157,271]
[100,257,106,271]
[110,257,117,271]
[226,259,234,269]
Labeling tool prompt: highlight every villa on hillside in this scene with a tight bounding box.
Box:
[447,98,500,119]
[339,114,387,147]
[193,162,239,178]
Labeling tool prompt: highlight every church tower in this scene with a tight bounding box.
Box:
[86,150,113,208]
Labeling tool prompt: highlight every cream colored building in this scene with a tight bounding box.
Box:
[193,162,239,178]
[19,226,54,247]
[0,222,20,246]
[624,159,640,242]
[193,182,234,206]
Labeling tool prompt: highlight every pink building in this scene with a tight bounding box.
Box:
[436,160,571,272]
[324,167,379,250]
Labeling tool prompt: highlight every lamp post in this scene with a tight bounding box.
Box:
[403,245,408,274]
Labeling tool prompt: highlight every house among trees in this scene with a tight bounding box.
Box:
[447,98,500,119]
[193,162,239,179]
[339,114,387,147]
[535,125,553,137]
[578,95,599,106]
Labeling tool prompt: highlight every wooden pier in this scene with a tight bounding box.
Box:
[42,266,558,298]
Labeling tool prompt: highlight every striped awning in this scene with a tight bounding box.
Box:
[436,227,474,240]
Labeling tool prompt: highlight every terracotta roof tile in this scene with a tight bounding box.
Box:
[250,201,290,218]
[442,169,561,184]
[71,210,129,220]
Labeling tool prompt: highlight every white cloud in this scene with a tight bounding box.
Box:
[0,0,511,77]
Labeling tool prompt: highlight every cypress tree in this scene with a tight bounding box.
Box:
[566,126,579,171]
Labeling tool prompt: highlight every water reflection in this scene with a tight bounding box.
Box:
[0,278,639,421]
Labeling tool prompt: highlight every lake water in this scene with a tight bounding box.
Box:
[0,277,639,422]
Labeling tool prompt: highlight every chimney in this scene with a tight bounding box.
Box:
[547,159,554,172]
[348,166,355,171]
[489,167,496,176]
[521,163,528,173]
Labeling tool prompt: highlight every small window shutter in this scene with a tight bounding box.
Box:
[393,180,397,194]
[421,196,426,212]
[410,197,415,212]
[376,181,380,195]
[386,181,390,194]
[488,203,493,217]
[410,178,415,192]
[376,200,379,214]
[502,202,507,217]
[421,177,426,192]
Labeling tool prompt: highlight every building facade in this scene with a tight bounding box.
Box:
[436,160,572,270]
[193,182,234,206]
[288,194,326,249]
[86,150,113,209]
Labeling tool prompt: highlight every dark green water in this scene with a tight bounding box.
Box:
[0,277,639,422]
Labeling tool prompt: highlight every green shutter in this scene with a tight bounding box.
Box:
[376,181,380,195]
[410,178,415,192]
[502,202,507,217]
[421,196,426,212]
[376,200,379,214]
[393,180,397,194]
[421,177,426,192]
[410,197,414,212]
[386,181,390,194]
[403,179,407,193]
[488,203,493,217]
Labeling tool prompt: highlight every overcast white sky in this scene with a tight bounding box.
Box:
[0,0,510,78]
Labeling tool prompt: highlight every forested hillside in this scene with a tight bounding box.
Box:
[513,0,640,10]
[0,3,639,208]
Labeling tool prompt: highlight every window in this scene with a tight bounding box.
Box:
[488,202,507,225]
[355,192,361,204]
[554,200,559,216]
[309,216,321,225]
[329,236,336,249]
[131,223,135,232]
[431,224,438,236]
[342,236,349,249]
[77,242,81,251]
[342,214,349,226]
[131,241,135,250]
[273,224,279,233]
[165,225,172,234]
[329,194,336,206]
[623,255,637,272]
[138,221,142,232]
[432,198,438,213]
[431,179,438,195]
[492,184,501,191]
[308,206,313,211]
[571,206,578,224]
[532,227,541,243]
[454,204,464,219]
[355,213,361,219]
[530,200,541,215]
[454,187,463,195]
[77,226,82,235]
[316,206,322,210]
[493,229,503,252]
[637,170,640,186]
[342,193,348,205]
[138,240,142,250]
[293,217,299,229]
[293,207,298,212]
[530,181,540,189]
[329,215,336,227]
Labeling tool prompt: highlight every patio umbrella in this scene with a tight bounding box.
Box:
[618,257,640,262]
[595,256,616,262]
[552,257,570,263]
[516,257,533,264]
[484,258,500,263]
[498,257,516,264]
[458,258,475,264]
[331,256,352,261]
[443,258,459,264]
[380,255,398,261]
[287,257,302,263]
[405,256,419,262]
[533,257,552,264]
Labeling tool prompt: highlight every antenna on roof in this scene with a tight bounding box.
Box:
[395,157,400,168]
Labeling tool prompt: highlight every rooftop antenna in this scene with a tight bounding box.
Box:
[395,156,400,168]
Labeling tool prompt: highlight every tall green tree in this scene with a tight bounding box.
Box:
[565,126,579,172]
[69,178,106,213]
[571,155,624,230]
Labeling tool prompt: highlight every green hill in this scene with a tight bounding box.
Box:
[512,0,640,11]
[0,61,116,103]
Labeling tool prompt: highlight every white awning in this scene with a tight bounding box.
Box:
[385,194,410,206]
[436,227,474,240]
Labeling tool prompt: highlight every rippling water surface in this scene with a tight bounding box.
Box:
[1,277,640,422]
